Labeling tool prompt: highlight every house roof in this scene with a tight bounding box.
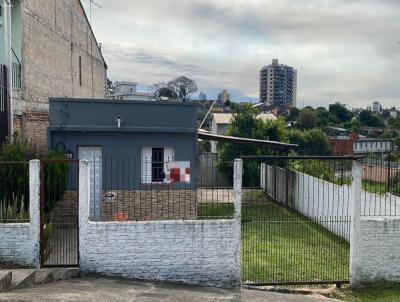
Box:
[212,113,277,125]
[198,130,298,151]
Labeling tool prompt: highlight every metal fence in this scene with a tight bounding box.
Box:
[12,62,22,89]
[361,153,400,216]
[0,161,30,223]
[242,156,352,286]
[86,156,235,221]
[40,159,79,267]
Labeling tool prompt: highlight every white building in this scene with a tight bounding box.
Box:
[210,112,277,153]
[217,89,231,103]
[372,101,382,113]
[353,139,394,154]
[260,59,297,107]
[199,92,207,101]
[110,81,156,101]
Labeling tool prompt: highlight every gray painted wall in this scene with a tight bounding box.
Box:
[48,99,199,189]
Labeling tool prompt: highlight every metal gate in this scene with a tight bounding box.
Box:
[241,156,353,286]
[40,159,79,267]
[0,65,9,147]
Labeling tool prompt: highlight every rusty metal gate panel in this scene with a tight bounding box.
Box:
[40,159,79,267]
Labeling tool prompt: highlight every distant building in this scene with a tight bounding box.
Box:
[199,92,207,101]
[210,112,277,153]
[329,133,394,156]
[110,81,156,102]
[389,108,399,119]
[259,59,297,108]
[218,89,231,103]
[372,101,382,113]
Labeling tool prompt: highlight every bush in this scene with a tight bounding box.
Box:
[0,136,69,214]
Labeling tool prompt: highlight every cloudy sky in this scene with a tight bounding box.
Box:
[82,0,400,108]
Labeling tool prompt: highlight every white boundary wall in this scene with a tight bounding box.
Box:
[0,160,40,267]
[262,164,351,241]
[262,162,400,287]
[79,160,242,288]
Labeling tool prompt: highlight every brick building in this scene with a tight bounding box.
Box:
[0,0,107,151]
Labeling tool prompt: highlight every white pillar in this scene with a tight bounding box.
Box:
[350,161,362,288]
[79,160,90,268]
[233,158,242,285]
[29,159,40,268]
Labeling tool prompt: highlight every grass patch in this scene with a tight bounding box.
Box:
[198,191,350,285]
[362,181,388,195]
[332,283,400,301]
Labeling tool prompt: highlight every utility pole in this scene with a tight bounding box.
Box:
[4,0,13,139]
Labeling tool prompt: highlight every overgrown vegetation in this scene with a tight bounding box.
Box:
[0,135,69,219]
[0,197,29,223]
[217,104,330,186]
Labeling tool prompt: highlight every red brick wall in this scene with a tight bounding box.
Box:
[22,111,49,153]
[329,139,354,156]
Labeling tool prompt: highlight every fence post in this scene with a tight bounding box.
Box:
[233,159,242,285]
[350,160,362,288]
[79,160,90,268]
[29,159,41,268]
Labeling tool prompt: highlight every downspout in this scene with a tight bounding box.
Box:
[4,0,13,140]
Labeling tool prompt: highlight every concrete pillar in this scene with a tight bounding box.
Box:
[350,161,362,288]
[78,160,90,268]
[233,159,242,285]
[29,160,40,268]
[260,163,266,192]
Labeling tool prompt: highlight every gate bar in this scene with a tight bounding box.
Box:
[240,155,363,161]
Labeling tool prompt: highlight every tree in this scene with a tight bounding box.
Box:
[217,104,288,186]
[166,76,198,102]
[286,107,300,121]
[329,103,353,123]
[359,110,385,127]
[298,108,317,129]
[287,128,329,155]
[106,79,114,95]
[314,107,331,128]
[157,87,177,100]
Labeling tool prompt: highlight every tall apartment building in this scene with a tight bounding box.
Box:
[259,59,297,108]
[0,0,107,150]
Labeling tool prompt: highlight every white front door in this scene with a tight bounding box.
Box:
[78,146,102,220]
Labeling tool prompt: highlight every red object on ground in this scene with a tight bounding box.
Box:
[114,212,128,221]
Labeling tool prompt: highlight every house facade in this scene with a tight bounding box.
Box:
[0,0,107,150]
[210,112,277,153]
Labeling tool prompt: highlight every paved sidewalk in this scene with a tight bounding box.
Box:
[0,276,339,302]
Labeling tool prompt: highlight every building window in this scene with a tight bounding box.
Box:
[142,147,174,184]
[79,56,82,86]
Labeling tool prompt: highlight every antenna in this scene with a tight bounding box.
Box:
[84,0,103,25]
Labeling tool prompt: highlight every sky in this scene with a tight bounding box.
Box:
[82,0,400,108]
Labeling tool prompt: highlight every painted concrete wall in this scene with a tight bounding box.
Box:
[262,164,400,241]
[0,160,40,267]
[352,217,400,285]
[79,160,242,288]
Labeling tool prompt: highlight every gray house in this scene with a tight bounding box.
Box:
[48,98,199,220]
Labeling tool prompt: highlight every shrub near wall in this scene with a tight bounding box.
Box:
[0,136,69,216]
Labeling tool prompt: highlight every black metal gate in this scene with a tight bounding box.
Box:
[0,65,9,147]
[241,156,353,286]
[40,159,79,267]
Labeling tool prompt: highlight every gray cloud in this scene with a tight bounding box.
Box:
[84,0,400,107]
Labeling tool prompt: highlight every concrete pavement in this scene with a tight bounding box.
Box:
[0,276,339,302]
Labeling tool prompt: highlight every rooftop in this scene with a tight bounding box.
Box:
[212,113,277,125]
